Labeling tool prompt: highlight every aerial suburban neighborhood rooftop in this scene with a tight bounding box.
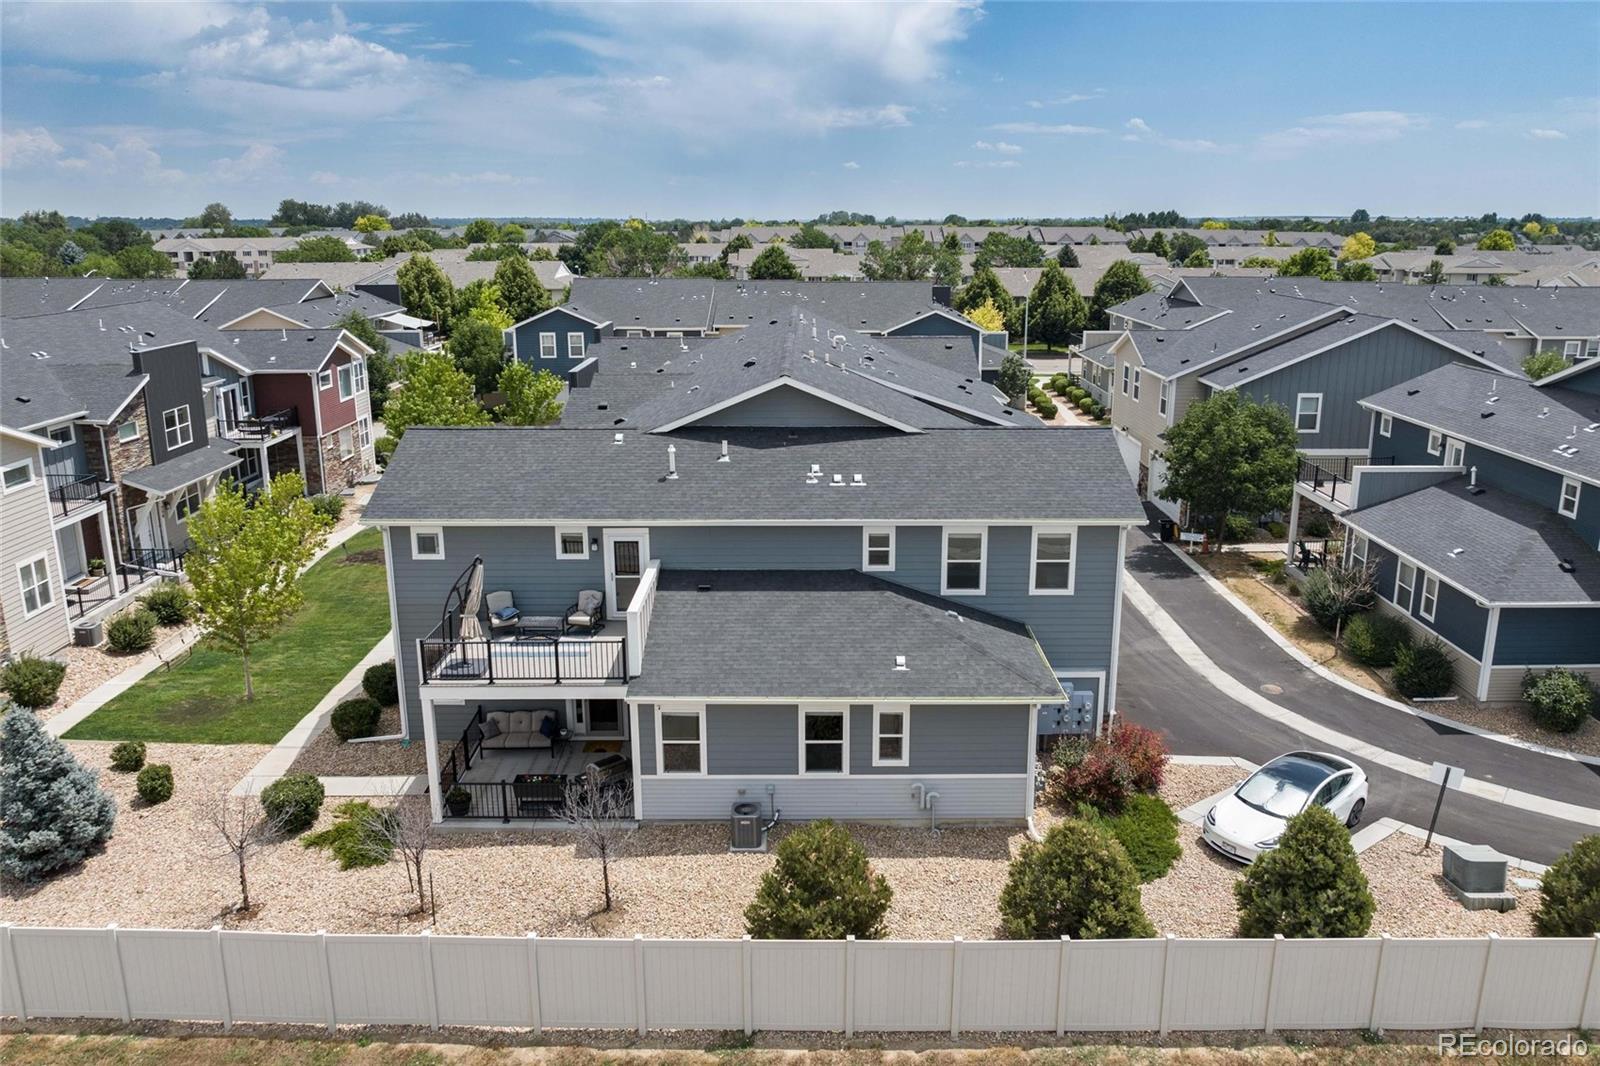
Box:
[1,0,1599,1059]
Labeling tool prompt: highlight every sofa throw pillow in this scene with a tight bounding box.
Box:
[494,606,519,621]
[481,717,503,739]
[539,714,557,738]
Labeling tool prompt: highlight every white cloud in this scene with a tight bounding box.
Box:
[1527,128,1567,140]
[954,159,1021,169]
[814,103,913,130]
[185,9,413,91]
[208,143,284,183]
[2,64,99,85]
[973,139,1022,153]
[990,121,1104,135]
[1118,117,1222,153]
[1026,89,1103,109]
[419,171,521,186]
[842,161,861,169]
[1256,110,1425,157]
[310,170,344,186]
[1125,117,1153,134]
[0,126,65,168]
[0,1,235,63]
[1455,119,1489,130]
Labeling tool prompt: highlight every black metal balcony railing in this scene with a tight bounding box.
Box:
[216,407,298,442]
[419,624,628,686]
[1297,455,1393,504]
[45,472,111,516]
[437,709,631,821]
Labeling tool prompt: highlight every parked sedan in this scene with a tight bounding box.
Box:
[1202,751,1368,863]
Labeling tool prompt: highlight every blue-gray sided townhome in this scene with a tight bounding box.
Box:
[367,292,1143,826]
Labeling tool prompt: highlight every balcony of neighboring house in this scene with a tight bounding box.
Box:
[214,406,299,446]
[45,470,115,523]
[1294,455,1394,513]
[418,554,660,690]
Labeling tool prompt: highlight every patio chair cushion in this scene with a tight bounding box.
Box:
[567,611,597,627]
[508,710,534,734]
[493,606,520,622]
[576,589,603,612]
[480,717,502,739]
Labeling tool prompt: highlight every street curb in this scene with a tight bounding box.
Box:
[1157,538,1600,769]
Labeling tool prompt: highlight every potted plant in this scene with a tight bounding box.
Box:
[445,786,472,817]
[88,558,106,577]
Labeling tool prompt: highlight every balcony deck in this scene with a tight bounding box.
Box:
[1295,455,1392,512]
[420,623,628,686]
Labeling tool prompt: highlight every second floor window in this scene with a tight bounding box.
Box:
[318,368,334,390]
[1559,477,1581,518]
[863,526,895,571]
[1131,368,1142,401]
[1158,379,1172,417]
[1379,413,1392,437]
[539,332,557,359]
[568,332,586,359]
[338,363,355,401]
[163,405,192,449]
[1121,364,1131,396]
[1295,394,1322,433]
[1030,528,1075,594]
[2,458,35,493]
[352,358,366,394]
[942,527,986,595]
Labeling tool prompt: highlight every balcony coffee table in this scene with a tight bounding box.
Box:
[515,616,563,638]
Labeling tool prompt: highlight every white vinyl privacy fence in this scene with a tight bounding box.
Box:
[4,925,1599,1035]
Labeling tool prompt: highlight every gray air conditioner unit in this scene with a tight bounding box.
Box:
[730,801,766,852]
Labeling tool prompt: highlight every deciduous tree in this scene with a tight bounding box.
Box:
[1089,259,1153,329]
[382,351,491,438]
[748,244,802,280]
[1158,391,1299,543]
[277,235,358,263]
[1477,228,1516,251]
[966,299,1006,333]
[1522,349,1570,380]
[561,776,636,913]
[1027,261,1088,350]
[185,473,332,700]
[493,254,550,323]
[496,362,565,425]
[1340,232,1377,260]
[1279,247,1338,280]
[448,317,510,394]
[463,218,499,244]
[397,254,455,334]
[955,264,1013,315]
[187,252,247,280]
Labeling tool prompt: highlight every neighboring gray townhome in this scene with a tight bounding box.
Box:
[1290,358,1600,702]
[363,305,1143,827]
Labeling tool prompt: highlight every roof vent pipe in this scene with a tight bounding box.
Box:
[1469,465,1477,487]
[666,443,679,480]
[718,439,729,462]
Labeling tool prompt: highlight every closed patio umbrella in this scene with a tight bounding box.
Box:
[459,559,485,642]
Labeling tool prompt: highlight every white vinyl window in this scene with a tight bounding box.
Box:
[555,527,589,560]
[337,363,355,401]
[1419,573,1439,621]
[1395,560,1417,613]
[47,424,74,447]
[17,555,53,617]
[1158,378,1172,417]
[1,457,36,493]
[175,483,203,521]
[162,405,193,449]
[567,332,586,359]
[1349,533,1369,569]
[1121,363,1131,396]
[116,420,141,443]
[539,332,557,359]
[338,425,355,458]
[1559,477,1581,518]
[941,526,987,595]
[1295,393,1322,433]
[411,526,444,560]
[356,416,372,450]
[1378,413,1392,437]
[872,705,909,767]
[1444,438,1466,467]
[1131,368,1142,401]
[1587,338,1599,359]
[1426,430,1443,456]
[800,706,847,774]
[352,358,366,394]
[1029,527,1076,595]
[862,526,895,571]
[1564,340,1581,358]
[658,707,705,774]
[318,368,334,390]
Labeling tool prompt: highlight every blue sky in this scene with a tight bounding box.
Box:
[2,1,1596,221]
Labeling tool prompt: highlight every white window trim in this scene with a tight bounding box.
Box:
[862,525,896,571]
[1158,378,1172,418]
[175,483,203,523]
[1349,533,1369,570]
[554,526,589,560]
[871,704,910,768]
[655,704,706,776]
[162,405,193,449]
[1444,438,1466,467]
[1426,430,1443,456]
[337,363,355,401]
[539,332,558,359]
[16,554,53,617]
[567,332,586,359]
[1,457,36,494]
[940,525,988,596]
[1029,525,1077,596]
[1131,368,1142,401]
[1295,393,1323,434]
[410,526,445,560]
[338,425,355,459]
[352,358,366,394]
[1394,560,1417,613]
[798,704,849,776]
[1120,363,1131,396]
[1419,572,1439,622]
[47,423,75,446]
[1564,340,1581,357]
[1559,477,1580,518]
[318,368,334,390]
[356,416,372,450]
[1378,413,1392,438]
[116,420,142,443]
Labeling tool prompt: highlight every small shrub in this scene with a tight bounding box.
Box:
[1393,636,1455,698]
[1049,723,1168,814]
[0,654,66,709]
[1223,514,1256,542]
[0,706,117,882]
[362,661,399,705]
[1035,397,1058,418]
[1249,557,1287,583]
[109,740,146,773]
[374,435,398,467]
[1343,612,1413,667]
[746,820,892,939]
[1266,521,1287,538]
[139,583,193,625]
[999,820,1155,939]
[135,763,173,804]
[1080,794,1180,882]
[309,494,346,521]
[138,583,194,626]
[330,697,382,742]
[1303,514,1332,538]
[1522,668,1595,733]
[1235,806,1374,937]
[1534,835,1600,936]
[106,608,157,653]
[1049,373,1070,394]
[303,801,394,869]
[260,773,325,834]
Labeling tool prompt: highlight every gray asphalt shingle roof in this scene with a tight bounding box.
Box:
[627,569,1063,701]
[365,426,1145,525]
[1345,477,1600,604]
[1360,363,1600,484]
[120,440,242,495]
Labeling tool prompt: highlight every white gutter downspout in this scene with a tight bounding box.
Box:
[1104,524,1129,734]
[1476,606,1501,703]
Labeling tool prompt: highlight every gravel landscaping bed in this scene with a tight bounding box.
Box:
[284,706,429,777]
[33,623,201,724]
[1420,698,1600,758]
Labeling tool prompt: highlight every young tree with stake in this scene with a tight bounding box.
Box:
[560,775,635,913]
[199,787,292,914]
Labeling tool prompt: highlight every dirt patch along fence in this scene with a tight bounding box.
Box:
[4,925,1600,1036]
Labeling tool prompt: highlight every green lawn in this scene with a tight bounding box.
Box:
[65,528,391,745]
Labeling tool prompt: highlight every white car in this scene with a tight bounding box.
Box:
[1202,751,1368,863]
